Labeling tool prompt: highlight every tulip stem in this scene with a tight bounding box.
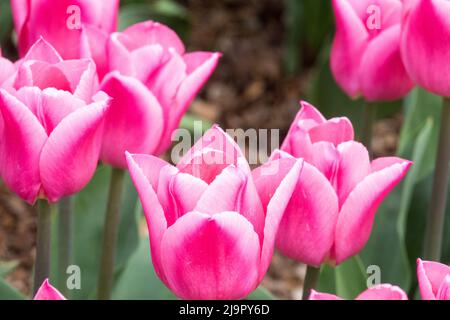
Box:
[302,265,320,300]
[97,168,125,300]
[361,101,377,156]
[423,98,450,261]
[57,196,73,297]
[33,199,52,295]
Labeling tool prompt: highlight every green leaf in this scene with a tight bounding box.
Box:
[50,166,139,299]
[0,278,25,300]
[0,260,19,278]
[316,264,336,294]
[334,256,367,299]
[247,286,276,300]
[112,237,176,300]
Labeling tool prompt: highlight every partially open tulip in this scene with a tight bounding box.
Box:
[417,258,450,300]
[101,21,220,168]
[401,0,450,97]
[11,38,98,103]
[254,120,411,266]
[0,49,15,87]
[34,279,66,300]
[309,284,408,300]
[12,0,119,79]
[331,0,413,101]
[0,87,110,204]
[126,126,296,299]
[280,101,354,160]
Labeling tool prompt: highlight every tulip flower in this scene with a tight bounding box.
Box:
[102,21,221,168]
[0,87,109,204]
[402,0,450,263]
[309,284,408,300]
[254,148,411,266]
[34,279,66,300]
[11,0,119,79]
[331,0,413,101]
[126,126,297,300]
[0,49,15,87]
[280,101,354,160]
[417,258,450,300]
[11,37,98,103]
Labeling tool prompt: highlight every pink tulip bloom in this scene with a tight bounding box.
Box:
[254,104,411,265]
[401,0,450,97]
[417,258,450,300]
[0,49,15,87]
[0,87,110,204]
[101,21,220,168]
[11,38,98,103]
[34,279,66,300]
[280,101,354,160]
[126,126,296,300]
[309,284,408,300]
[11,0,119,79]
[331,0,414,101]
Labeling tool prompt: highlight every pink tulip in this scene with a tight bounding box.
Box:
[11,0,119,79]
[254,105,411,265]
[0,86,110,204]
[126,126,296,300]
[309,284,408,300]
[101,21,220,168]
[417,258,450,300]
[280,101,354,160]
[0,49,15,87]
[401,0,450,97]
[34,279,66,300]
[11,38,99,103]
[331,0,414,101]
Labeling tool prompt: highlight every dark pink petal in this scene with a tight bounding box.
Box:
[160,211,260,300]
[417,258,450,300]
[100,72,164,168]
[39,98,109,202]
[33,279,66,300]
[22,37,63,64]
[79,25,110,80]
[333,159,412,264]
[0,89,47,204]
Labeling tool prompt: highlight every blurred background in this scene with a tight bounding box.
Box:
[0,0,446,300]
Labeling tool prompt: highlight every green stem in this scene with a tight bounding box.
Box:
[33,199,52,295]
[361,102,377,156]
[97,168,125,300]
[57,196,73,297]
[423,98,450,261]
[302,265,320,300]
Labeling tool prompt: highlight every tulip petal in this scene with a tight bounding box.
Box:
[355,284,408,300]
[309,290,342,300]
[33,279,66,300]
[39,98,109,202]
[310,142,340,181]
[79,25,110,80]
[100,73,164,168]
[331,0,368,98]
[0,89,47,204]
[437,275,450,300]
[56,59,98,102]
[275,160,339,267]
[161,211,260,300]
[309,117,354,145]
[334,159,411,264]
[360,25,413,101]
[126,152,168,284]
[417,258,450,300]
[0,57,15,86]
[22,37,63,64]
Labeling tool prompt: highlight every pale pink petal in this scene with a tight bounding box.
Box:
[417,258,450,300]
[126,152,169,284]
[356,284,408,300]
[309,117,354,145]
[100,72,164,168]
[171,173,208,216]
[275,160,339,267]
[333,159,412,264]
[160,211,260,300]
[22,37,63,64]
[15,61,71,92]
[79,25,110,80]
[56,59,98,102]
[11,0,30,36]
[437,276,450,300]
[33,279,66,300]
[0,89,47,204]
[309,290,342,300]
[310,142,340,181]
[0,57,15,86]
[39,98,109,203]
